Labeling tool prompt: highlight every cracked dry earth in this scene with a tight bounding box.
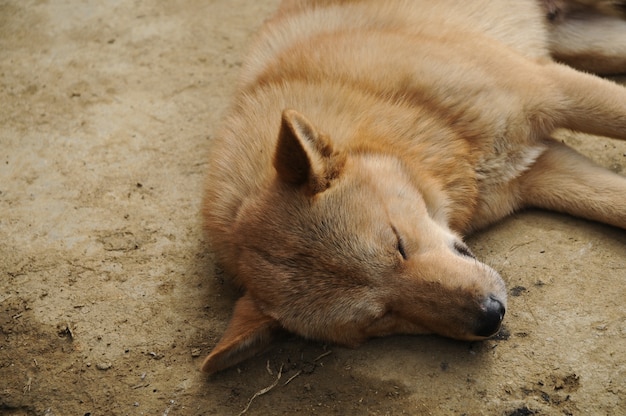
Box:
[1,1,625,415]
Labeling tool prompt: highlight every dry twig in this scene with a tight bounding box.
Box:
[238,364,284,416]
[282,370,303,386]
[314,350,332,362]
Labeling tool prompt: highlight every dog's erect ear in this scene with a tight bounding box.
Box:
[201,293,279,374]
[274,109,345,194]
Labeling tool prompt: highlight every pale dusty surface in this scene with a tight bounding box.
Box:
[1,1,625,415]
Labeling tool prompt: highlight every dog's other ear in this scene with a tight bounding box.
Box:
[201,293,278,374]
[274,109,344,194]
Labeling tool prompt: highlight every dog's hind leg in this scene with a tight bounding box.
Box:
[518,139,626,229]
[547,7,626,74]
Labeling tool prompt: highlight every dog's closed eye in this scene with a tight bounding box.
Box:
[453,241,475,259]
[392,226,408,260]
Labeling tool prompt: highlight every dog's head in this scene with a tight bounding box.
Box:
[201,109,507,374]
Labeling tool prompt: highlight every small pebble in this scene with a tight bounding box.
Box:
[96,362,112,371]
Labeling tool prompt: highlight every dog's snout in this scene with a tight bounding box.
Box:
[474,295,505,337]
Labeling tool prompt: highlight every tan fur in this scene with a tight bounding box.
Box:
[201,0,626,374]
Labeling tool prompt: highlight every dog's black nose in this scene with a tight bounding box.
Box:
[474,296,505,337]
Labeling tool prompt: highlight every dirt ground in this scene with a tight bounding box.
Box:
[1,0,625,415]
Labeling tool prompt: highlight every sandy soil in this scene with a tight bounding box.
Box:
[1,1,625,415]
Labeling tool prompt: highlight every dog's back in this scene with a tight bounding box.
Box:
[240,0,549,87]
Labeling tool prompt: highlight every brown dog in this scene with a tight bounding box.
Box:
[201,0,626,374]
